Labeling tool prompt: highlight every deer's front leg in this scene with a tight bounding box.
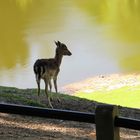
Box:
[53,70,59,93]
[53,78,58,93]
[49,80,52,92]
[53,77,60,102]
[44,79,53,108]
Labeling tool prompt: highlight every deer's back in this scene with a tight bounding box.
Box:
[33,59,59,79]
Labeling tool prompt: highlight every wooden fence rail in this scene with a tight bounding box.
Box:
[0,103,139,140]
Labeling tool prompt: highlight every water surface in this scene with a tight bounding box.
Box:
[0,0,140,89]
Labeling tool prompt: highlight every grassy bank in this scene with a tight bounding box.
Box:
[0,86,96,112]
[0,85,140,119]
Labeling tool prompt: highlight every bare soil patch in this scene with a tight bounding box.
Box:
[62,73,140,94]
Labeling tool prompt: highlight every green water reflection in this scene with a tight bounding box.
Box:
[0,0,140,88]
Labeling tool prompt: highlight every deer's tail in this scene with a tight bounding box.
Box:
[33,59,43,82]
[34,59,47,80]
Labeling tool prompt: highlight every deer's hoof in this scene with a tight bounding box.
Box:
[56,97,61,103]
[50,97,53,102]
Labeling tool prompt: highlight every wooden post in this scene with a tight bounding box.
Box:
[95,105,120,140]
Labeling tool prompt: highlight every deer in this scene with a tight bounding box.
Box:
[33,41,72,108]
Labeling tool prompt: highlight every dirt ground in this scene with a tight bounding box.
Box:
[61,73,140,94]
[0,112,140,140]
[0,113,96,140]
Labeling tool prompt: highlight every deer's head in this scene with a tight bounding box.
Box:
[55,41,72,56]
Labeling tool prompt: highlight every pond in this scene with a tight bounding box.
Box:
[0,0,140,89]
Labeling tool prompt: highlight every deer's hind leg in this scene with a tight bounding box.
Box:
[53,77,58,93]
[35,75,41,96]
[44,78,53,108]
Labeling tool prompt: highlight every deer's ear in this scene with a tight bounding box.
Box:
[57,41,61,46]
[55,41,61,46]
[55,41,58,46]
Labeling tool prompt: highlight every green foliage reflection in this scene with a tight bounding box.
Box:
[0,0,28,69]
[76,0,140,71]
[76,0,140,42]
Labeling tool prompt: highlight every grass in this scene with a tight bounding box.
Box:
[0,86,46,107]
[75,85,140,109]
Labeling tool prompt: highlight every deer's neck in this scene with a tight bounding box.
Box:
[54,53,63,67]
